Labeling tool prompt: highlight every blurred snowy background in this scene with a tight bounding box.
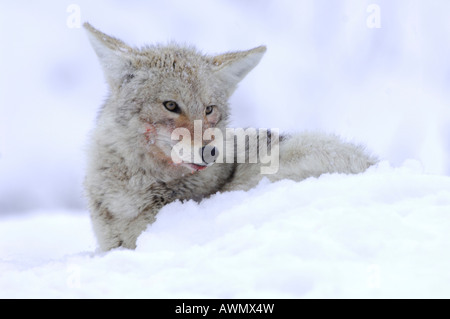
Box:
[1,0,449,213]
[1,1,450,299]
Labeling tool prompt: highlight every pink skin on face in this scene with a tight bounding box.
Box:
[143,123,208,174]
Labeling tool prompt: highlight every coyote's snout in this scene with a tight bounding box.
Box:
[83,23,377,251]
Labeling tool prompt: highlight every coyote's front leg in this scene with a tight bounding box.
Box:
[91,180,206,251]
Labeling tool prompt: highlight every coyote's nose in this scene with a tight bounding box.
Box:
[201,146,219,165]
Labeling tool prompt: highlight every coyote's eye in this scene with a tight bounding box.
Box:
[163,101,180,113]
[205,105,214,115]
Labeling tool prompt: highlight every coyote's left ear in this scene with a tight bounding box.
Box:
[84,22,136,91]
[212,46,266,95]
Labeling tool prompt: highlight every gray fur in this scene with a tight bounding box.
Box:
[83,23,377,251]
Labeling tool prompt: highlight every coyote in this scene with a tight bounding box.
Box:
[83,23,376,251]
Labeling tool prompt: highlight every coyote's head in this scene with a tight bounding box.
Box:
[84,23,265,174]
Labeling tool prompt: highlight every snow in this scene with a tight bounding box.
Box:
[1,1,450,298]
[1,161,449,298]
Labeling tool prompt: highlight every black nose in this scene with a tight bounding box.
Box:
[201,146,219,164]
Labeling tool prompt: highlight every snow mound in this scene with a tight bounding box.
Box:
[1,161,449,298]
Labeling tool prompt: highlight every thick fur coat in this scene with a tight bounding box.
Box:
[83,23,377,251]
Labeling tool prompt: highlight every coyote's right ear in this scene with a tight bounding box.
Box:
[212,46,266,96]
[84,22,135,91]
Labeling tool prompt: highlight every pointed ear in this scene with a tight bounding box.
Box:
[83,22,135,90]
[212,46,266,95]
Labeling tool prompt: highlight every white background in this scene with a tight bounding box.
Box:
[1,0,449,214]
[1,1,450,299]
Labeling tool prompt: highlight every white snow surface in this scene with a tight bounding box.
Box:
[1,161,449,298]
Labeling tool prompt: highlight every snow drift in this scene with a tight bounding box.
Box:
[1,161,449,298]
